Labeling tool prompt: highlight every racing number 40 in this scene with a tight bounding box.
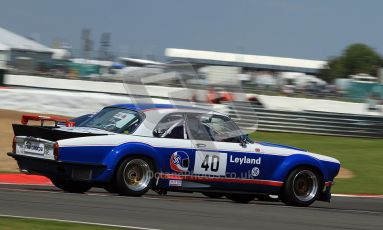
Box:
[194,151,227,175]
[201,155,220,172]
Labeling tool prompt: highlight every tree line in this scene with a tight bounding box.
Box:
[319,43,383,82]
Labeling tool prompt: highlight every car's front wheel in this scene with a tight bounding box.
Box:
[115,156,154,196]
[50,177,92,193]
[281,167,322,206]
[103,183,118,193]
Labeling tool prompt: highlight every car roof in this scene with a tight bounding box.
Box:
[106,103,228,137]
[109,103,209,113]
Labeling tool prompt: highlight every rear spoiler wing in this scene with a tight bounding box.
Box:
[21,114,75,127]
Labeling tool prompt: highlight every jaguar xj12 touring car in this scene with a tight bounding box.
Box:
[8,103,340,206]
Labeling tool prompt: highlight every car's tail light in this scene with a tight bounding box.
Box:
[12,136,16,153]
[53,143,59,160]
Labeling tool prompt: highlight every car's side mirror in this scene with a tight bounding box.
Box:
[239,135,247,147]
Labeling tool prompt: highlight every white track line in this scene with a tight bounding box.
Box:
[0,214,161,230]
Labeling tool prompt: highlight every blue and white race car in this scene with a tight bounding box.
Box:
[8,104,340,206]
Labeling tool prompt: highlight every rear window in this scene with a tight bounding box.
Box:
[79,107,143,134]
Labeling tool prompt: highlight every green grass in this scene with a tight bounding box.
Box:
[251,132,383,194]
[0,216,131,230]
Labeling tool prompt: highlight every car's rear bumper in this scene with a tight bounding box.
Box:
[7,152,107,182]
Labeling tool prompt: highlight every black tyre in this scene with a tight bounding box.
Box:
[226,194,256,203]
[281,167,322,207]
[103,183,118,193]
[115,156,154,196]
[50,177,92,193]
[202,192,224,199]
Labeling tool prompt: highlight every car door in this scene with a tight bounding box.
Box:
[152,113,194,177]
[186,113,267,190]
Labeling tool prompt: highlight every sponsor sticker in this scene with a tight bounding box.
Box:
[251,167,260,177]
[229,155,261,165]
[112,112,136,128]
[170,151,190,173]
[24,141,45,155]
[169,180,182,187]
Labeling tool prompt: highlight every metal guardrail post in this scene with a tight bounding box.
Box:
[0,69,5,86]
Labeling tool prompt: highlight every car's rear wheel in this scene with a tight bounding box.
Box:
[202,192,224,199]
[50,177,92,193]
[226,194,256,203]
[281,167,321,206]
[115,156,154,196]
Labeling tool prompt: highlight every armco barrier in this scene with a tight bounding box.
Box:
[226,102,383,138]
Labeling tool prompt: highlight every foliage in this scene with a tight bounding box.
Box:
[319,43,383,82]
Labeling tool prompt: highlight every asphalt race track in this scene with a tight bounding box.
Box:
[0,184,382,230]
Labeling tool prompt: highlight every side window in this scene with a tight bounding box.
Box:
[153,113,186,139]
[185,113,214,141]
[186,113,243,143]
[208,115,243,143]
